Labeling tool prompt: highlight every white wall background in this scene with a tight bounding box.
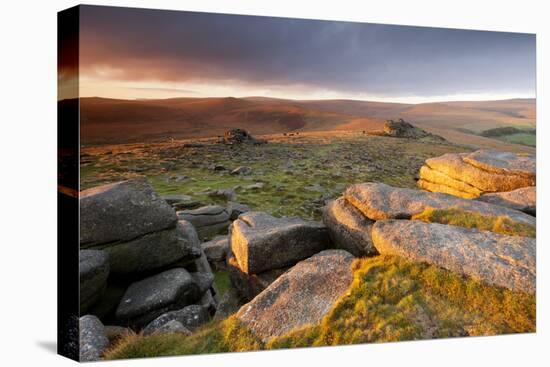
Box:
[0,0,547,366]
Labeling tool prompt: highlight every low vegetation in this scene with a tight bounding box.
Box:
[213,271,231,297]
[479,126,536,147]
[105,255,535,359]
[80,133,467,221]
[105,317,262,359]
[480,126,535,138]
[412,208,536,237]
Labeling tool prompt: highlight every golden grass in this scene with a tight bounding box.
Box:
[106,256,535,359]
[412,207,536,237]
[104,317,262,360]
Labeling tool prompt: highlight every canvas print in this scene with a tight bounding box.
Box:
[57,5,536,362]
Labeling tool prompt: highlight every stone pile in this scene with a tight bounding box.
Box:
[323,182,536,294]
[370,118,446,141]
[417,150,535,203]
[77,149,537,353]
[78,179,218,361]
[221,128,266,145]
[227,211,331,300]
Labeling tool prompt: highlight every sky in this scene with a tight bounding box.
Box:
[61,5,536,103]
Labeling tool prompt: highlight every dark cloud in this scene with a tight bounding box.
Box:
[78,5,536,97]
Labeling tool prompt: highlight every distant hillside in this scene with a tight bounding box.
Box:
[68,96,535,148]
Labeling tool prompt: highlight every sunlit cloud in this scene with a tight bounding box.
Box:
[67,5,536,103]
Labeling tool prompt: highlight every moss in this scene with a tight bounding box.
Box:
[213,271,231,297]
[106,256,535,359]
[412,207,536,237]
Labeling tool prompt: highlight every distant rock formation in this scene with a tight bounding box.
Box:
[221,128,266,145]
[371,118,446,141]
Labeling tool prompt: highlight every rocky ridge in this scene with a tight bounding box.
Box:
[79,149,536,358]
[79,179,219,361]
[417,150,535,199]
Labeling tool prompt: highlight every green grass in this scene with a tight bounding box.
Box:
[104,317,262,359]
[105,256,535,359]
[498,133,536,147]
[213,271,232,297]
[472,126,536,148]
[80,135,467,220]
[412,208,536,237]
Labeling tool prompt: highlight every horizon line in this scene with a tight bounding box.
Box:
[61,94,537,105]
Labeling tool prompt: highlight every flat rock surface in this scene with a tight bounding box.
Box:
[371,220,535,294]
[80,250,110,312]
[418,165,482,198]
[115,268,200,327]
[417,178,478,199]
[79,315,109,362]
[463,150,535,177]
[424,153,535,193]
[230,211,330,274]
[143,305,210,335]
[344,182,535,228]
[478,186,536,216]
[177,205,231,239]
[177,205,230,228]
[236,250,355,342]
[80,179,177,247]
[94,221,201,276]
[323,197,377,257]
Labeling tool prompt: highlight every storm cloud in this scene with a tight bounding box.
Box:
[77,5,536,99]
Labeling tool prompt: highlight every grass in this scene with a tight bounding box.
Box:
[498,133,536,147]
[104,317,262,359]
[80,134,467,220]
[473,126,536,148]
[412,208,536,238]
[105,256,535,359]
[213,271,232,297]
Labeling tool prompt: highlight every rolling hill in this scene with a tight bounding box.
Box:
[68,96,535,150]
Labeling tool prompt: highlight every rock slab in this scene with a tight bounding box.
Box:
[80,179,177,247]
[177,205,230,239]
[93,220,201,276]
[80,250,110,312]
[115,268,200,328]
[478,186,536,216]
[79,315,109,362]
[345,182,535,228]
[230,211,330,274]
[236,250,355,342]
[202,236,229,267]
[323,197,377,257]
[419,151,535,196]
[371,220,535,294]
[143,305,209,335]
